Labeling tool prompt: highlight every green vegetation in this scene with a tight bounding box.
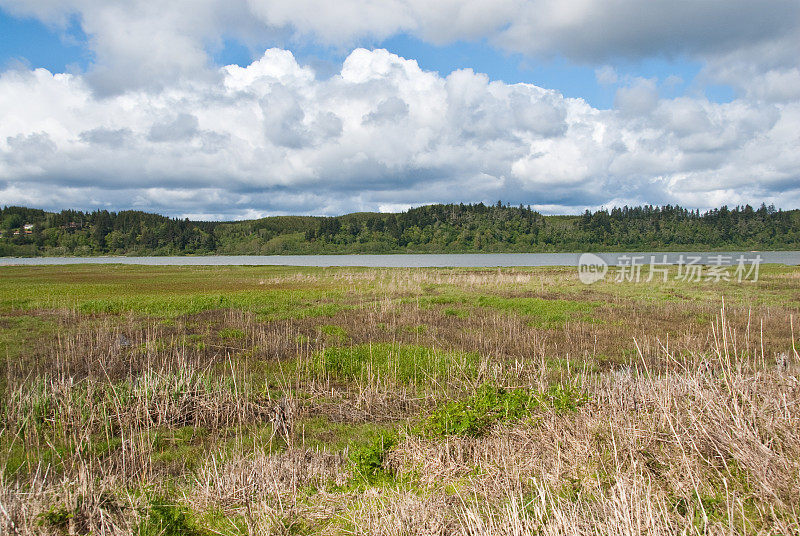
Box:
[299,417,395,453]
[349,431,399,485]
[443,307,468,318]
[138,498,207,536]
[218,328,246,340]
[0,314,56,361]
[2,263,799,534]
[319,324,348,342]
[0,264,348,317]
[2,202,798,256]
[413,292,599,326]
[311,343,481,386]
[422,383,588,437]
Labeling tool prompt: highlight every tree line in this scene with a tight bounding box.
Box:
[0,202,797,256]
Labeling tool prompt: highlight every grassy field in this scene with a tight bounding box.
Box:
[1,263,799,535]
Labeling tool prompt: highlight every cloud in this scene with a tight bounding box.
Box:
[1,0,280,94]
[0,48,797,218]
[6,132,57,162]
[614,78,659,116]
[2,1,798,95]
[148,114,199,142]
[595,66,618,86]
[79,127,132,147]
[491,0,800,63]
[363,97,409,124]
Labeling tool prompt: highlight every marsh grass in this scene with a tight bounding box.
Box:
[310,343,483,389]
[0,264,799,534]
[421,383,588,437]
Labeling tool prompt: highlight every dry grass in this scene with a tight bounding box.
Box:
[386,364,800,534]
[1,265,799,534]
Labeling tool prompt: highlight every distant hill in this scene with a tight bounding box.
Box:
[1,202,797,256]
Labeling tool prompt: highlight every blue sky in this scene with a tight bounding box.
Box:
[0,1,797,218]
[0,10,92,72]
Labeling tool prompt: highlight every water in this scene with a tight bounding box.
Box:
[1,251,799,267]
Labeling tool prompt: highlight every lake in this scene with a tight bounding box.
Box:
[1,251,799,267]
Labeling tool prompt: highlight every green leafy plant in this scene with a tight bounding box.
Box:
[312,343,480,386]
[349,431,398,485]
[319,324,348,342]
[218,328,245,340]
[38,505,73,530]
[422,383,588,437]
[137,498,206,536]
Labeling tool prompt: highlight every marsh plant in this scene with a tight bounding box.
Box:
[0,265,798,534]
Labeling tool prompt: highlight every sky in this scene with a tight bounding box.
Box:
[0,1,798,219]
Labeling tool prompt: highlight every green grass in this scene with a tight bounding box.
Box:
[348,430,399,485]
[74,289,347,319]
[218,327,245,340]
[319,324,348,342]
[137,498,208,536]
[311,343,482,387]
[150,426,211,467]
[421,383,588,437]
[299,416,396,452]
[474,295,600,327]
[2,437,67,478]
[0,265,349,318]
[180,333,206,351]
[0,313,56,363]
[412,291,601,327]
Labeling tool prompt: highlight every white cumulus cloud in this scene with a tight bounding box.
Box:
[0,48,797,217]
[2,0,798,95]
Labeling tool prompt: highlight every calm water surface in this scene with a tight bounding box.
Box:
[2,252,799,267]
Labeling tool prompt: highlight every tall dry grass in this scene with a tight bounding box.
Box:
[369,308,800,535]
[1,283,798,534]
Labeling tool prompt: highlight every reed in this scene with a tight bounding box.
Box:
[0,265,798,534]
